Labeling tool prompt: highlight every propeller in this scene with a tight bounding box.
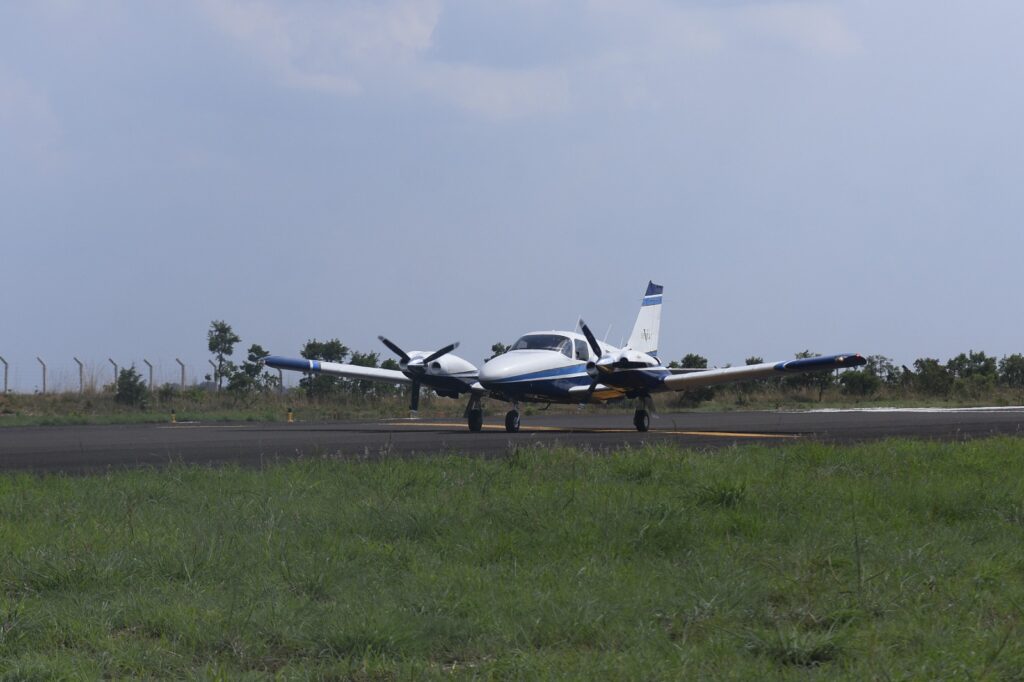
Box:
[378,336,410,364]
[422,342,460,365]
[578,320,605,400]
[378,336,460,416]
[578,319,660,403]
[579,319,620,379]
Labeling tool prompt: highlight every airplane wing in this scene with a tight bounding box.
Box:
[265,356,412,385]
[660,353,866,392]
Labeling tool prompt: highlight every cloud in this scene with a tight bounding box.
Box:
[195,0,859,117]
[735,2,862,57]
[198,0,449,95]
[198,0,573,117]
[417,63,570,118]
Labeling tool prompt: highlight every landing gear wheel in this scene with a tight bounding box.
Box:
[633,409,650,432]
[468,409,483,432]
[505,410,521,433]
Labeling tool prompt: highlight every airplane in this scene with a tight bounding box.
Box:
[264,282,867,433]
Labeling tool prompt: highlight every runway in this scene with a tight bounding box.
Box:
[1,407,1023,473]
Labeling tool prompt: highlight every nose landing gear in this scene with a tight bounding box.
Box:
[465,394,484,432]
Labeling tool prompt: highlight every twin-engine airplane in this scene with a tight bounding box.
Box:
[264,282,866,432]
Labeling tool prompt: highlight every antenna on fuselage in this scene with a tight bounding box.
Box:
[603,324,612,343]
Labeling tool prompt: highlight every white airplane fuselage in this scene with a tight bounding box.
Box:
[479,330,663,404]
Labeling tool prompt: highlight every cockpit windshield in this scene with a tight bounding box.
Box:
[511,334,573,358]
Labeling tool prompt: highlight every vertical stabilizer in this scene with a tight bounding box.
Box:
[627,281,663,357]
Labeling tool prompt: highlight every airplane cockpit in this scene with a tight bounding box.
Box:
[510,334,589,360]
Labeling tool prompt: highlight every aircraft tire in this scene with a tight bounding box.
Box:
[633,409,650,432]
[505,410,520,433]
[468,409,483,432]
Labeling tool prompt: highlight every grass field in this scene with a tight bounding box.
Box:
[2,438,1024,678]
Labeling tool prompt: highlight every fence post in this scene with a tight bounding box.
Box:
[209,360,218,390]
[143,359,154,391]
[73,357,84,393]
[0,356,7,394]
[175,358,185,388]
[108,358,118,388]
[37,357,46,394]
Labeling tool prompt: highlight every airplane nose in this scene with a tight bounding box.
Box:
[479,355,516,384]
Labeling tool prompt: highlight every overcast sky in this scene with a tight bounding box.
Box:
[2,1,1022,390]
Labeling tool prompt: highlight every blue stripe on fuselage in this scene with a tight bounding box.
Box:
[641,296,662,306]
[484,363,589,384]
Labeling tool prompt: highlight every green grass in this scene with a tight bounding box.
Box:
[2,438,1024,678]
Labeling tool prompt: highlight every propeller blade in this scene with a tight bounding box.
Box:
[409,379,421,414]
[378,335,410,363]
[422,341,460,365]
[579,320,602,357]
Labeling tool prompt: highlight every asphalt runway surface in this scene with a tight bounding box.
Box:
[2,407,1024,474]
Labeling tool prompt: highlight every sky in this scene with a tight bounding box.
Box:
[2,1,1023,391]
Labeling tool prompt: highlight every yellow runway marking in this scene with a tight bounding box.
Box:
[157,424,250,429]
[386,422,798,439]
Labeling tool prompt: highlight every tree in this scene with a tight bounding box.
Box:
[301,339,349,363]
[912,358,952,396]
[228,343,279,395]
[207,320,241,390]
[947,350,997,400]
[863,355,901,385]
[946,350,997,380]
[840,370,881,397]
[999,354,1024,389]
[488,342,510,360]
[680,353,708,369]
[115,366,148,407]
[299,338,350,399]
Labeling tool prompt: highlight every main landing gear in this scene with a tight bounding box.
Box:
[465,394,484,432]
[463,396,520,433]
[632,395,655,432]
[504,409,520,433]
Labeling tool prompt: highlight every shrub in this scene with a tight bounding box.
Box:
[115,367,148,407]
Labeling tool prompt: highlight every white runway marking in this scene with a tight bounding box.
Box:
[806,406,1024,414]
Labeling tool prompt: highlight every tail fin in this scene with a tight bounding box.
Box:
[627,281,663,357]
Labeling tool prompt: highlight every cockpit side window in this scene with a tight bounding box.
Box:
[574,339,589,361]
